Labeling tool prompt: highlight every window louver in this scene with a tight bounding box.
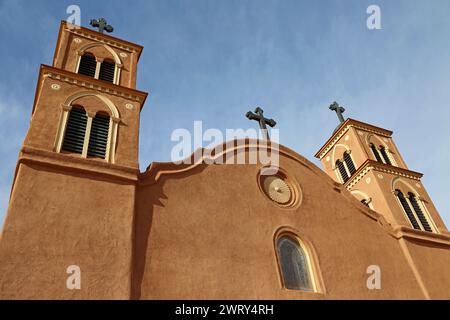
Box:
[87,114,110,159]
[408,193,432,232]
[370,144,383,163]
[396,190,421,230]
[336,160,349,183]
[62,108,87,154]
[379,147,392,165]
[344,152,356,175]
[98,61,115,83]
[78,54,97,78]
[361,199,370,207]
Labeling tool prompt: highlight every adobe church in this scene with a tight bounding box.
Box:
[0,21,449,300]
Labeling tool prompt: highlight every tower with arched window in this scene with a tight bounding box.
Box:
[315,115,446,234]
[0,21,148,299]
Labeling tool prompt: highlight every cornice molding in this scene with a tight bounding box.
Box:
[344,160,423,190]
[41,65,148,104]
[392,226,450,247]
[62,21,143,57]
[315,119,393,160]
[19,146,139,183]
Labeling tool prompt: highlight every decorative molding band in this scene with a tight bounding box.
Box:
[345,162,421,190]
[19,146,139,182]
[317,123,392,160]
[66,28,136,54]
[316,119,390,160]
[45,72,143,103]
[392,226,450,247]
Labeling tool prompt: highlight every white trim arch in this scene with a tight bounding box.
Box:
[55,91,120,163]
[76,43,122,85]
[331,143,350,169]
[78,43,122,65]
[350,190,374,210]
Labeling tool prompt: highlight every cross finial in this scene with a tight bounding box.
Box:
[89,18,114,34]
[329,101,346,123]
[246,107,277,140]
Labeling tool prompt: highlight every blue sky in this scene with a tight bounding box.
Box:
[0,0,449,227]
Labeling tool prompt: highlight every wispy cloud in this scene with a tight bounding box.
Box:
[0,0,449,227]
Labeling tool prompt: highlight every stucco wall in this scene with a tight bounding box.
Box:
[133,146,439,299]
[0,162,135,299]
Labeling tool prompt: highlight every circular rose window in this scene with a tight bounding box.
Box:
[263,176,292,204]
[259,170,300,208]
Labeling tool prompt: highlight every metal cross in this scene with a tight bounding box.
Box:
[89,18,114,34]
[329,101,346,123]
[246,107,277,140]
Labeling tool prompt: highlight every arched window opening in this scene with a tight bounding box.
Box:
[276,236,314,292]
[336,159,349,183]
[343,151,356,175]
[98,59,116,83]
[62,106,87,154]
[395,189,421,230]
[361,199,370,207]
[408,193,433,232]
[370,143,383,163]
[379,146,392,165]
[87,113,110,159]
[77,53,97,78]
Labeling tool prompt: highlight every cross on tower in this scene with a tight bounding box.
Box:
[246,107,277,140]
[329,101,346,123]
[89,18,114,34]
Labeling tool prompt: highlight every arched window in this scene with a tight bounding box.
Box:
[87,113,110,159]
[98,59,116,83]
[62,106,87,154]
[77,54,117,84]
[336,159,349,183]
[276,236,315,291]
[408,192,433,232]
[343,151,356,175]
[370,143,383,163]
[77,53,97,78]
[395,189,421,230]
[379,146,392,165]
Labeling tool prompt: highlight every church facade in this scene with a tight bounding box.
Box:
[0,21,449,300]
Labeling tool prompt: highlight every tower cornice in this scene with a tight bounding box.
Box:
[53,21,144,66]
[315,118,393,160]
[31,65,148,116]
[343,159,423,190]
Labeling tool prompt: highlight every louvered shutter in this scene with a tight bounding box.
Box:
[408,193,432,232]
[336,160,349,182]
[379,147,392,165]
[62,107,87,154]
[370,144,383,163]
[78,54,97,78]
[344,152,356,175]
[396,190,421,230]
[98,61,115,83]
[87,114,110,159]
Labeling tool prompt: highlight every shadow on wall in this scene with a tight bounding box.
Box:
[131,163,208,299]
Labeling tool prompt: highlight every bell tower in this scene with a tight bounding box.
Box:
[315,102,448,234]
[0,20,148,299]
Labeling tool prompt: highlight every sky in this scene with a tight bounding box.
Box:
[0,0,449,227]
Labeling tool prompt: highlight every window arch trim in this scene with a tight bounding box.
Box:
[75,43,123,85]
[54,91,120,163]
